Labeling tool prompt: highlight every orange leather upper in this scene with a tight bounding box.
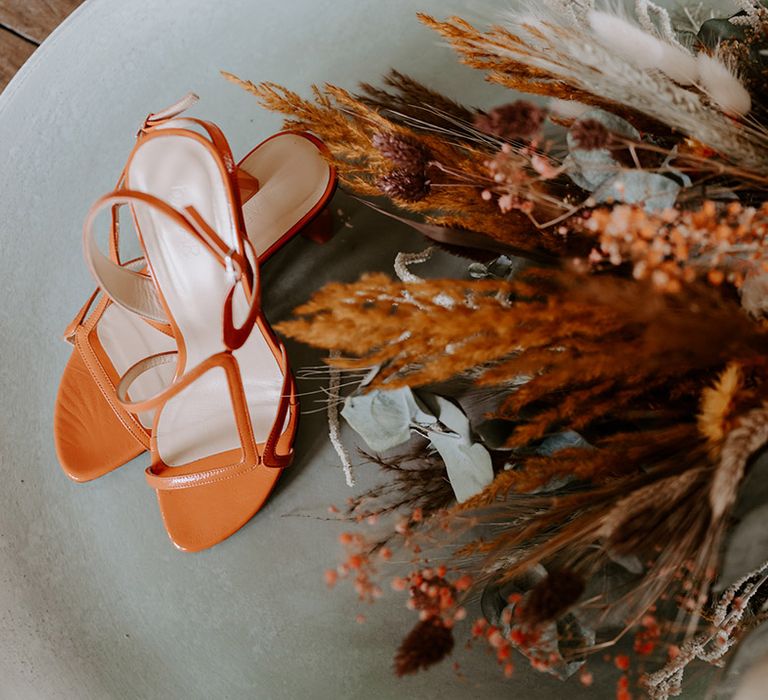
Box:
[79,104,300,551]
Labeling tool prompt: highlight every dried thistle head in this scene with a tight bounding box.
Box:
[474,100,546,140]
[377,166,431,202]
[394,617,455,676]
[372,131,430,168]
[569,118,611,150]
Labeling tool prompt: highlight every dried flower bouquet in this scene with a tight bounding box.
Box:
[227,1,768,697]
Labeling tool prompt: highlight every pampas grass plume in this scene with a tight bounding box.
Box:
[696,53,752,116]
[588,11,698,85]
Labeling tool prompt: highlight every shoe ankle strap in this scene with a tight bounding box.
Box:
[83,189,262,350]
[67,95,256,340]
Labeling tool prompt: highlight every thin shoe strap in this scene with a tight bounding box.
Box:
[116,347,294,482]
[83,190,260,345]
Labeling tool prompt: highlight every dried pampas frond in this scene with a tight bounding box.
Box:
[279,271,768,444]
[223,71,569,254]
[420,13,768,174]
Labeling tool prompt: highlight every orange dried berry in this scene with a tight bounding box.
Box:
[488,630,505,649]
[324,569,339,587]
[471,619,487,637]
[509,628,527,646]
[614,655,630,671]
[455,575,473,591]
[339,532,353,544]
[708,269,725,285]
[391,577,409,591]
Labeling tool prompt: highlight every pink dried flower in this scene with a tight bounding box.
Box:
[531,153,561,179]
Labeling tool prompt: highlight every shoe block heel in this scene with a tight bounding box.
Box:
[236,166,261,204]
[300,206,335,244]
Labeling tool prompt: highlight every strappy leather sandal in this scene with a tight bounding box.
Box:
[82,119,298,551]
[54,95,335,482]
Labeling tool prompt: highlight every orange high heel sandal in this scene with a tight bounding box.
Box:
[83,120,298,551]
[54,95,335,483]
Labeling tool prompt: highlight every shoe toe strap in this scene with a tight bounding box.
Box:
[117,345,295,487]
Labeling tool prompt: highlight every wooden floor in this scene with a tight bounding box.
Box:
[0,0,84,92]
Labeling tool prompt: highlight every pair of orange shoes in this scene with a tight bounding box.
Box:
[53,94,336,552]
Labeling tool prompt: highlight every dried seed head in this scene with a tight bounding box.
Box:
[570,119,611,151]
[377,167,431,202]
[372,131,430,168]
[394,618,455,676]
[518,569,585,624]
[474,100,546,140]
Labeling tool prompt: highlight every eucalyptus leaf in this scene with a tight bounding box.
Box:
[341,387,432,452]
[725,636,768,700]
[536,430,591,456]
[343,388,494,502]
[606,552,644,575]
[733,451,768,519]
[432,395,472,442]
[565,150,620,191]
[593,170,681,211]
[428,431,493,503]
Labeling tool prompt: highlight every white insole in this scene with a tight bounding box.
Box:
[97,132,331,460]
[238,133,331,254]
[124,136,271,466]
